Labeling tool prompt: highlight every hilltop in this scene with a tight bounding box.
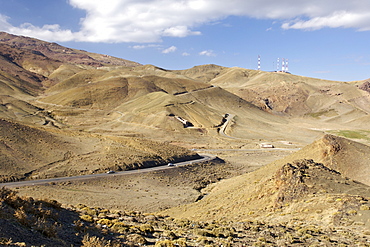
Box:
[163,135,370,234]
[1,32,370,246]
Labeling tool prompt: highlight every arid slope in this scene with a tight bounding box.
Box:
[164,135,370,229]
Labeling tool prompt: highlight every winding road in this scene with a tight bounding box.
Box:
[1,154,216,189]
[219,113,237,139]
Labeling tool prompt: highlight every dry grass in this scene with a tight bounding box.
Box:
[2,32,370,246]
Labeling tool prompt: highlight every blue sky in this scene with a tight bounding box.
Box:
[1,0,370,82]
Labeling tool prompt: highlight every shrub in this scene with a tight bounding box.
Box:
[81,207,97,216]
[97,218,113,227]
[81,235,121,247]
[111,222,129,233]
[80,214,94,223]
[155,240,176,247]
[211,227,234,238]
[43,199,62,209]
[194,229,214,237]
[174,238,188,247]
[139,224,154,233]
[126,234,147,245]
[33,218,58,238]
[14,208,29,226]
[164,231,177,240]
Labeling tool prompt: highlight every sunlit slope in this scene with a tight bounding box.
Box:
[0,119,78,180]
[0,31,141,68]
[0,117,198,182]
[271,134,370,186]
[114,91,223,130]
[174,65,370,127]
[0,95,57,126]
[41,65,211,110]
[164,136,370,223]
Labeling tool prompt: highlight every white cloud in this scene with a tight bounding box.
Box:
[282,11,370,31]
[2,0,370,43]
[199,50,216,56]
[0,14,12,30]
[182,52,190,56]
[162,26,201,37]
[8,23,76,42]
[162,46,177,53]
[131,44,161,49]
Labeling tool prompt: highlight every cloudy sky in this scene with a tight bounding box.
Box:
[1,0,370,81]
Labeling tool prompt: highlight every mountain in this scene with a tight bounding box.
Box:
[163,135,370,230]
[272,134,370,186]
[0,117,199,183]
[0,32,140,68]
[1,31,370,182]
[175,65,370,125]
[1,32,370,246]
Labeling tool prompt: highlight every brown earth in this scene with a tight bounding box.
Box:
[3,186,369,247]
[1,32,370,246]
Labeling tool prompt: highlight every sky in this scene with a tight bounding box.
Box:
[1,0,370,81]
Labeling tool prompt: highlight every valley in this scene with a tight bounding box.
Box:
[1,31,370,246]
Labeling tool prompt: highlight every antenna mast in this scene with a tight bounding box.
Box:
[285,59,289,72]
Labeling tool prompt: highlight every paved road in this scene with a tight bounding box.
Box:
[219,113,237,139]
[192,148,301,152]
[1,154,216,188]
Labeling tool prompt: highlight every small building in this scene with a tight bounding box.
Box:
[259,143,274,148]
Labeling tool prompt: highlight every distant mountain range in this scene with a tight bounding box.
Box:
[1,31,370,247]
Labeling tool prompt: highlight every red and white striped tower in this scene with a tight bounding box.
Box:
[258,55,261,70]
[285,59,289,72]
[282,58,285,72]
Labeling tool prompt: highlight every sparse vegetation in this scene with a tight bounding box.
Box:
[329,130,370,141]
[1,32,370,246]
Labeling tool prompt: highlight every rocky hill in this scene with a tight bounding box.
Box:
[175,64,370,124]
[1,32,370,246]
[163,137,370,237]
[272,134,370,186]
[0,32,140,68]
[3,185,369,247]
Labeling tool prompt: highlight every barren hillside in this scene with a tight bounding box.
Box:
[175,65,370,125]
[164,137,370,229]
[272,134,370,186]
[1,32,370,246]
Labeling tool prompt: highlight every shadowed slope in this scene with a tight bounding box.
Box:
[0,31,140,68]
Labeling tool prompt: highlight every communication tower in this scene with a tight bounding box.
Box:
[258,55,261,70]
[285,59,289,72]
